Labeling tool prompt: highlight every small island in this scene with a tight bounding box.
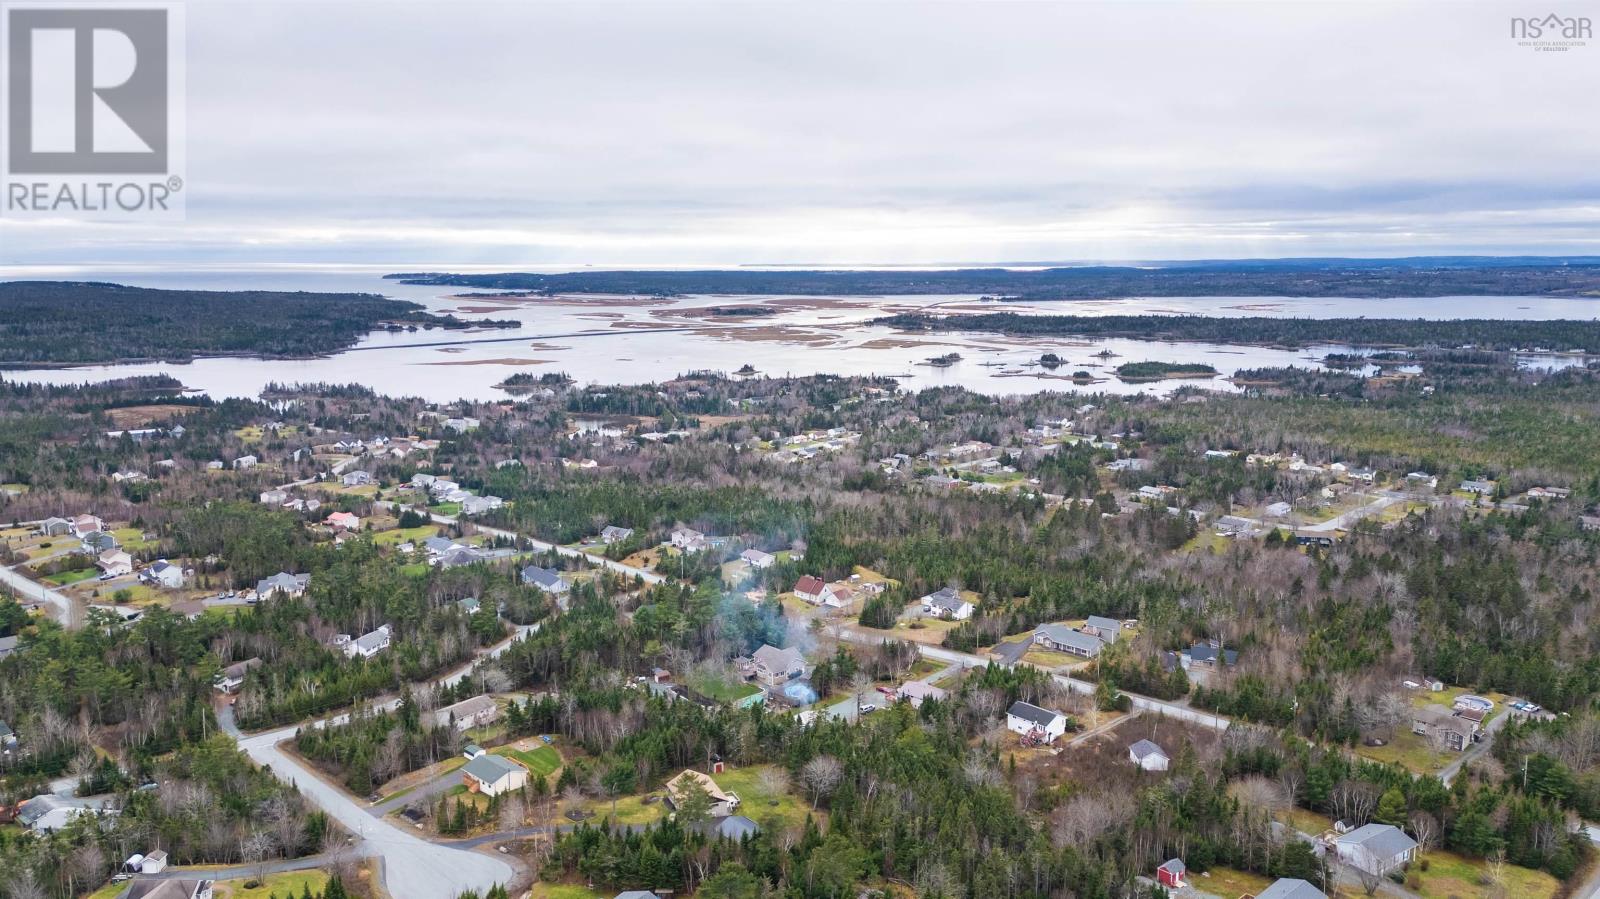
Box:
[1115,361,1220,381]
[920,352,963,368]
[496,371,573,394]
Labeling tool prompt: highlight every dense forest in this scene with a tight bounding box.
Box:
[0,282,517,364]
[386,259,1600,299]
[876,312,1600,352]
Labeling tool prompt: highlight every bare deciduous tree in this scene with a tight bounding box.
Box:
[801,755,843,809]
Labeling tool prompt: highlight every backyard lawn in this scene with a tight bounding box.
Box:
[216,871,330,899]
[1407,850,1559,899]
[494,744,562,777]
[1190,867,1271,898]
[44,568,99,586]
[714,764,810,829]
[373,524,439,546]
[692,674,763,704]
[529,883,605,899]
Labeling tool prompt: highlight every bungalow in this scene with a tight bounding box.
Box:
[1006,701,1068,744]
[1460,479,1496,495]
[600,525,633,544]
[423,536,462,557]
[460,495,504,516]
[72,514,105,538]
[1264,501,1293,518]
[341,470,373,487]
[1406,472,1439,490]
[325,511,361,531]
[38,517,73,537]
[1129,739,1170,771]
[427,479,461,497]
[458,596,482,614]
[122,878,214,899]
[140,560,186,589]
[435,694,498,731]
[259,489,289,505]
[436,546,487,568]
[461,753,528,797]
[1333,823,1418,877]
[921,586,974,621]
[1347,467,1377,483]
[1528,486,1572,500]
[1032,623,1104,659]
[255,571,310,599]
[793,575,827,604]
[897,681,948,708]
[1182,641,1238,669]
[232,455,257,470]
[16,794,115,834]
[750,644,809,687]
[1256,879,1327,899]
[346,624,391,659]
[214,658,262,694]
[1155,858,1186,889]
[741,549,776,569]
[411,473,437,488]
[664,769,741,817]
[442,417,479,433]
[284,497,322,513]
[521,565,570,595]
[97,550,134,577]
[1082,615,1122,644]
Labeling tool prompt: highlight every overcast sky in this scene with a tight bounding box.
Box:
[4,0,1598,267]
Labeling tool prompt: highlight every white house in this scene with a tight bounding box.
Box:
[97,550,133,577]
[461,753,528,797]
[600,525,633,544]
[232,455,258,470]
[341,470,373,487]
[259,489,289,505]
[1333,823,1418,877]
[1006,701,1068,744]
[921,586,974,620]
[435,694,499,731]
[1129,739,1170,771]
[255,571,309,599]
[793,575,827,604]
[671,528,707,551]
[140,560,186,589]
[741,549,776,569]
[346,624,391,659]
[665,769,741,817]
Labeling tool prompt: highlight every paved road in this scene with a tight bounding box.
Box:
[135,851,366,883]
[0,561,77,627]
[839,628,1233,732]
[1298,492,1405,533]
[222,623,536,899]
[375,501,667,586]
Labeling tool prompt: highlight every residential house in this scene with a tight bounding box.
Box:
[709,814,760,841]
[521,565,570,595]
[1155,858,1186,889]
[1264,501,1293,518]
[458,596,482,614]
[1181,640,1238,669]
[1460,479,1496,495]
[97,550,134,577]
[460,495,504,516]
[346,624,391,659]
[741,549,776,569]
[750,644,809,687]
[1255,879,1327,899]
[232,455,257,470]
[793,575,827,604]
[435,694,498,731]
[1129,739,1170,771]
[1405,472,1439,490]
[214,658,262,695]
[341,470,373,487]
[1082,615,1122,643]
[1412,706,1475,752]
[112,470,147,483]
[325,511,361,531]
[664,769,741,817]
[461,753,528,797]
[81,531,119,554]
[1528,486,1572,500]
[1032,623,1104,659]
[436,546,487,568]
[38,517,72,537]
[1347,467,1377,483]
[259,489,289,505]
[921,586,974,620]
[1333,823,1418,877]
[140,560,186,589]
[206,460,224,470]
[423,536,461,556]
[73,514,105,537]
[122,879,214,899]
[897,681,948,708]
[17,794,115,834]
[1006,701,1068,744]
[255,571,309,599]
[442,417,480,433]
[411,473,437,488]
[671,528,707,551]
[600,525,633,544]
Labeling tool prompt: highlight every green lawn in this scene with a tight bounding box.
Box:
[111,527,154,551]
[692,675,763,704]
[495,744,561,776]
[398,562,430,577]
[1408,849,1558,899]
[373,524,439,546]
[433,502,462,517]
[529,884,605,899]
[44,568,99,586]
[713,764,810,830]
[217,871,330,899]
[1191,867,1271,898]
